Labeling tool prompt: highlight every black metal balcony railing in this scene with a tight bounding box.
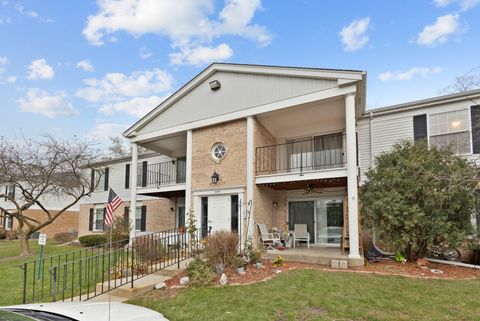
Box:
[138,159,186,188]
[256,134,346,175]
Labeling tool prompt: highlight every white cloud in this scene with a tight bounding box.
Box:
[99,95,168,118]
[17,89,79,118]
[14,3,53,22]
[6,76,16,83]
[139,46,153,59]
[433,0,480,11]
[76,68,173,103]
[170,43,233,66]
[339,17,370,52]
[76,60,94,72]
[416,14,460,46]
[0,56,7,73]
[26,59,55,80]
[82,0,270,65]
[378,67,442,81]
[88,123,130,140]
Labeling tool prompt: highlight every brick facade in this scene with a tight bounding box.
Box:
[191,119,248,195]
[1,209,78,237]
[78,199,176,237]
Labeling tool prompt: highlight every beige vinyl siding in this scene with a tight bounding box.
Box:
[356,118,371,183]
[371,115,414,159]
[139,71,338,134]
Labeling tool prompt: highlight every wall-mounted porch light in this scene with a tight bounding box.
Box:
[209,80,221,91]
[211,171,220,184]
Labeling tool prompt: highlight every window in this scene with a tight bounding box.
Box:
[211,143,227,161]
[96,174,105,192]
[135,207,142,232]
[429,110,471,154]
[94,208,104,231]
[5,215,12,230]
[4,184,15,200]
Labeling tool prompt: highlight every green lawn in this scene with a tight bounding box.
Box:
[130,269,480,321]
[0,240,81,306]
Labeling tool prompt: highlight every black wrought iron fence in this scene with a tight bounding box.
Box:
[139,160,186,188]
[20,227,206,304]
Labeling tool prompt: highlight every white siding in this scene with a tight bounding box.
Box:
[371,115,413,159]
[139,71,338,134]
[82,154,172,205]
[356,118,371,183]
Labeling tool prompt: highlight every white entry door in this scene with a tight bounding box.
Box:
[208,195,231,232]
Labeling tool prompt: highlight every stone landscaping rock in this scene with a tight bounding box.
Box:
[179,276,190,285]
[416,258,430,267]
[220,273,228,285]
[155,282,166,290]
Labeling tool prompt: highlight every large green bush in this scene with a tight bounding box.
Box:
[361,140,478,261]
[78,234,107,247]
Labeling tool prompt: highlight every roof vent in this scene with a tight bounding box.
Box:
[209,80,221,91]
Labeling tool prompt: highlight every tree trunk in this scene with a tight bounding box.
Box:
[18,225,32,257]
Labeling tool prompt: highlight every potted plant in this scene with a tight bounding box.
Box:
[233,255,246,274]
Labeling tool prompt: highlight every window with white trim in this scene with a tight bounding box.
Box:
[94,208,104,231]
[135,206,142,232]
[96,173,105,192]
[429,109,471,154]
[4,214,13,230]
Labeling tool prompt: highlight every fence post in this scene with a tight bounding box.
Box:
[177,233,180,269]
[52,267,57,302]
[131,241,134,289]
[21,262,27,304]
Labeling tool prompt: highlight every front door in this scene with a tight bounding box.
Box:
[288,201,315,242]
[207,195,231,232]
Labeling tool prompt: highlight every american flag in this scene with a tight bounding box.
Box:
[105,188,123,226]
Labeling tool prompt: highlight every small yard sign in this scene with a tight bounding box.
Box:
[37,233,47,280]
[38,233,47,246]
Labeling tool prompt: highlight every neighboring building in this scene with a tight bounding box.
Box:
[123,63,366,264]
[358,89,480,231]
[78,152,186,237]
[0,184,79,237]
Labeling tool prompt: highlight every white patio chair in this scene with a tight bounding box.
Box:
[257,223,281,250]
[293,224,310,248]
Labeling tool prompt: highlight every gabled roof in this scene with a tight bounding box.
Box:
[123,62,366,138]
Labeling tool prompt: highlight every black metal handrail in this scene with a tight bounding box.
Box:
[256,133,346,175]
[20,227,207,304]
[138,160,186,188]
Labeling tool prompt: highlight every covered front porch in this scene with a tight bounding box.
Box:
[264,246,364,267]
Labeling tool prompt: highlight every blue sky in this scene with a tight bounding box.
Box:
[0,0,479,142]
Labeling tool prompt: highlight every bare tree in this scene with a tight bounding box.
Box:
[108,136,129,158]
[0,135,101,256]
[442,66,480,105]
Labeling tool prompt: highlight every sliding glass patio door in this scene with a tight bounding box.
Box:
[315,198,343,245]
[288,201,315,242]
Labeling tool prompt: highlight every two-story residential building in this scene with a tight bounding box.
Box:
[123,63,367,265]
[78,152,186,237]
[358,89,480,230]
[0,184,79,237]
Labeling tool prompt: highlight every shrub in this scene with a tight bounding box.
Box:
[0,227,6,240]
[104,216,130,247]
[186,257,215,287]
[79,234,107,247]
[203,231,239,268]
[134,235,167,262]
[53,230,78,244]
[243,237,264,263]
[361,141,478,261]
[5,229,18,240]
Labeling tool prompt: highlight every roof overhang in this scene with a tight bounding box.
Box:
[123,63,366,140]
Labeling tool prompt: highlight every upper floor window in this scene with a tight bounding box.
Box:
[5,184,15,200]
[211,143,227,162]
[429,109,471,154]
[91,168,109,192]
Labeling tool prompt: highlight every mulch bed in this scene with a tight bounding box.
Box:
[163,258,480,290]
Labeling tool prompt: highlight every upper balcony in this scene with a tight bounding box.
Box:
[255,133,348,187]
[137,158,186,197]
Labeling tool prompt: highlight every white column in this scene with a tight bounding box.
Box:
[246,116,254,241]
[185,130,194,224]
[345,93,361,258]
[129,142,138,241]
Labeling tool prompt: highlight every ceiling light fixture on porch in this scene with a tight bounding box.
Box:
[211,171,220,184]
